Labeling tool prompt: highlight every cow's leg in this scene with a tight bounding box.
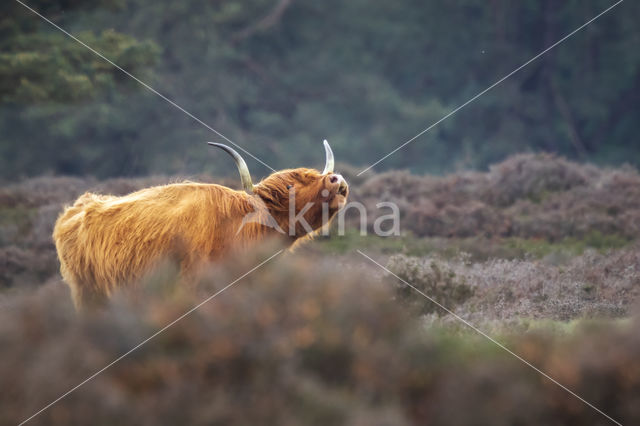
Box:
[66,279,108,312]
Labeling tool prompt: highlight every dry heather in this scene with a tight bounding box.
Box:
[351,153,640,239]
[1,249,639,425]
[387,243,640,323]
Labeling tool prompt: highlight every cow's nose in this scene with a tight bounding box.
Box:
[329,173,345,185]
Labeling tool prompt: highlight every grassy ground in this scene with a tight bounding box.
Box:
[316,228,632,260]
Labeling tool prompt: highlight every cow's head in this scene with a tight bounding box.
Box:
[209,140,349,237]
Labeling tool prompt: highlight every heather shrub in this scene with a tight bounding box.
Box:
[0,249,415,425]
[0,174,232,211]
[387,245,640,323]
[387,255,473,314]
[353,154,640,240]
[354,170,506,238]
[0,246,56,289]
[0,247,639,425]
[484,153,596,206]
[0,176,96,208]
[508,169,640,240]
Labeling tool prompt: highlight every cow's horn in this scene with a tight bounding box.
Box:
[208,142,255,194]
[322,139,334,175]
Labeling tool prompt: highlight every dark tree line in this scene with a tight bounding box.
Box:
[1,0,638,180]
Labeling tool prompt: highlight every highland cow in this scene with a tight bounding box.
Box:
[53,141,348,309]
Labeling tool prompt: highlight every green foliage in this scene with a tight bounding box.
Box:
[317,231,632,262]
[0,30,158,103]
[1,0,639,179]
[1,1,158,104]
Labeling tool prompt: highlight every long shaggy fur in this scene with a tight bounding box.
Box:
[53,169,347,309]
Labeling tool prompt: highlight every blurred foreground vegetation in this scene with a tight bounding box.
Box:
[2,246,640,425]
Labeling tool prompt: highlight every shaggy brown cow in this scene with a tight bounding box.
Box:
[53,141,348,309]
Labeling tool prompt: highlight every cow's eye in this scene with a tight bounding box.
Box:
[287,184,293,190]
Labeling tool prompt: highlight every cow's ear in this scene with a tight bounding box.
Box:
[256,188,283,207]
[271,187,288,202]
[257,192,276,205]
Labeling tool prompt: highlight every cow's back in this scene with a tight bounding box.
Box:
[53,183,265,309]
